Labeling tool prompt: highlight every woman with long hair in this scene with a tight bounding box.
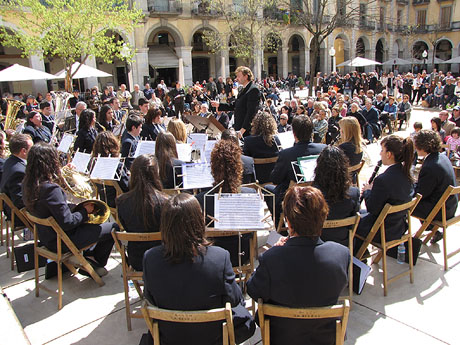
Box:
[167,118,187,143]
[338,117,364,167]
[140,108,165,141]
[313,146,360,246]
[91,131,129,207]
[431,116,446,143]
[155,132,183,189]
[116,154,168,271]
[97,105,117,132]
[23,143,116,276]
[74,109,98,153]
[142,193,255,344]
[357,135,415,245]
[243,111,280,184]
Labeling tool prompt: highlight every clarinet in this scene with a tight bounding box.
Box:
[359,160,382,204]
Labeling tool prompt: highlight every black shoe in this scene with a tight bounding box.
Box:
[430,231,443,244]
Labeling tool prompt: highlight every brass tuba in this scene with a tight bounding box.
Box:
[3,98,25,131]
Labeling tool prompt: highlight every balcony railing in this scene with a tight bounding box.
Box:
[412,0,430,4]
[147,0,182,14]
[359,20,376,30]
[191,0,222,16]
[396,0,409,4]
[263,7,285,21]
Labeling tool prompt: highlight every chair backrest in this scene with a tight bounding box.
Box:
[91,179,124,197]
[162,188,181,196]
[0,193,32,229]
[257,299,350,345]
[112,230,162,269]
[141,301,235,345]
[253,157,278,165]
[348,160,364,174]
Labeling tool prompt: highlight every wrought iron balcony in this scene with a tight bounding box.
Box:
[191,0,222,16]
[147,0,182,14]
[412,0,430,5]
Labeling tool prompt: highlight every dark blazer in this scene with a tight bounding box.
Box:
[121,131,139,170]
[217,81,260,133]
[247,237,349,345]
[243,135,280,184]
[116,191,167,271]
[0,157,5,184]
[241,155,256,184]
[339,142,363,167]
[215,112,229,129]
[140,122,166,141]
[0,155,26,220]
[23,125,51,144]
[142,245,255,345]
[358,163,414,241]
[41,114,55,133]
[74,128,97,153]
[414,152,457,221]
[162,158,184,189]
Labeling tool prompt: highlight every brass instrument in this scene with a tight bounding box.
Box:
[74,199,111,224]
[3,99,25,131]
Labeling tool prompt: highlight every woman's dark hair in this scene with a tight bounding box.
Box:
[92,131,120,157]
[292,115,313,142]
[98,105,113,126]
[381,135,415,182]
[161,193,210,263]
[117,154,166,230]
[313,146,350,204]
[145,108,162,124]
[251,111,277,146]
[23,143,64,211]
[414,129,442,154]
[282,186,329,238]
[26,111,40,126]
[79,109,95,131]
[431,117,442,132]
[155,132,178,181]
[211,139,243,193]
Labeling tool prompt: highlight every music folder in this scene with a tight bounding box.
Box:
[183,114,225,138]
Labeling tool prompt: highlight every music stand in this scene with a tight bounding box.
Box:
[183,114,225,138]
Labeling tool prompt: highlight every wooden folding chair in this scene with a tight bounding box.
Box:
[112,229,162,331]
[413,185,460,270]
[253,156,278,186]
[323,214,360,302]
[23,211,105,310]
[348,159,365,187]
[162,188,181,196]
[0,193,33,270]
[355,194,421,296]
[92,178,123,222]
[257,298,350,345]
[141,301,235,345]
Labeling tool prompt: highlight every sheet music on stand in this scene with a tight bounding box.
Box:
[182,162,214,189]
[215,193,265,229]
[90,157,122,180]
[277,131,295,149]
[57,133,75,153]
[187,133,208,152]
[176,143,193,162]
[204,140,217,163]
[71,152,92,174]
[134,140,155,158]
[292,155,319,183]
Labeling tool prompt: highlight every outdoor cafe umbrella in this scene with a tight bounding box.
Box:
[54,62,112,79]
[382,58,412,66]
[337,57,382,68]
[0,63,57,82]
[443,56,460,64]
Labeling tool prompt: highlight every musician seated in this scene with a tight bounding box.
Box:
[221,129,255,184]
[97,105,117,132]
[338,117,364,167]
[23,143,117,276]
[195,139,254,267]
[140,109,165,141]
[121,114,142,171]
[64,101,86,134]
[109,97,126,123]
[141,193,255,345]
[138,98,149,117]
[116,154,168,271]
[357,135,414,247]
[167,118,187,143]
[247,186,349,345]
[155,132,183,189]
[243,111,281,184]
[0,131,7,182]
[214,109,229,129]
[74,109,98,154]
[39,101,54,133]
[313,146,360,246]
[92,132,129,208]
[23,111,52,144]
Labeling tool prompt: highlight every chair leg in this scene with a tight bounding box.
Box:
[123,277,132,331]
[408,237,414,284]
[382,249,388,296]
[443,228,448,271]
[34,247,40,298]
[10,228,15,271]
[58,261,63,310]
[5,222,9,258]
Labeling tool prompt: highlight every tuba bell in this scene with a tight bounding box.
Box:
[3,98,25,131]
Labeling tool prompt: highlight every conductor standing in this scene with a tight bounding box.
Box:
[212,66,260,138]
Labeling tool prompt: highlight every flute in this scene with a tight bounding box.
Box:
[359,160,382,204]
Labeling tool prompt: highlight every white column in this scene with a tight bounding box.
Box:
[305,47,310,75]
[85,56,99,90]
[178,58,184,86]
[175,46,193,85]
[220,56,226,79]
[133,47,149,86]
[282,47,289,78]
[28,54,48,94]
[253,48,262,80]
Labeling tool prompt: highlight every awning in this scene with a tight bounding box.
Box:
[148,46,179,69]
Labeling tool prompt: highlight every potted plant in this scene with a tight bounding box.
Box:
[298,76,305,90]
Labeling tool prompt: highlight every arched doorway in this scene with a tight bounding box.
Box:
[192,30,211,83]
[356,37,367,58]
[288,34,306,77]
[264,32,281,78]
[412,41,429,60]
[147,30,180,87]
[375,39,385,63]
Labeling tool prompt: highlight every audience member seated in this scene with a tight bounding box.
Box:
[155,132,183,189]
[379,96,397,134]
[247,185,349,345]
[325,107,342,144]
[361,98,380,143]
[397,94,412,130]
[277,113,291,133]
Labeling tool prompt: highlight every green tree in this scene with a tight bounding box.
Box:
[0,0,143,91]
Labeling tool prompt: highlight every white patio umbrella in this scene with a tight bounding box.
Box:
[443,56,460,64]
[54,62,112,79]
[426,57,446,64]
[0,63,57,82]
[382,58,412,66]
[337,57,382,67]
[408,58,423,64]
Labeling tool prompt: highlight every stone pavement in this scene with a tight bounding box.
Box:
[1,104,459,345]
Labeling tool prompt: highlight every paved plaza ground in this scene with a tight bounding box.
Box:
[1,96,459,345]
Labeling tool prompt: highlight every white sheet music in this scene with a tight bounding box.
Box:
[187,133,208,152]
[57,133,74,153]
[177,143,192,162]
[134,140,156,158]
[298,156,318,182]
[277,131,295,149]
[214,193,264,229]
[90,157,120,180]
[182,163,214,189]
[71,152,91,173]
[204,140,217,163]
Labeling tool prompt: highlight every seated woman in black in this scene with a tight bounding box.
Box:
[116,154,168,271]
[140,108,165,141]
[22,142,116,276]
[97,105,117,132]
[91,131,129,208]
[313,146,360,246]
[338,116,364,166]
[346,102,367,136]
[357,135,414,247]
[155,132,183,189]
[23,111,52,144]
[142,193,255,345]
[243,111,280,184]
[74,109,98,154]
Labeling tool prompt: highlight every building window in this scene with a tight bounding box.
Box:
[440,7,452,29]
[359,3,367,26]
[337,0,346,17]
[416,9,426,28]
[396,10,402,25]
[379,7,385,27]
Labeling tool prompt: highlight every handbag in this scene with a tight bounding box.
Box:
[14,243,47,273]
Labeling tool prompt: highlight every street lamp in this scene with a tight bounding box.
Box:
[422,50,428,72]
[329,47,336,73]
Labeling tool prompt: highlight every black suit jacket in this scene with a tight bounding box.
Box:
[161,158,184,189]
[140,123,166,141]
[241,155,256,184]
[143,245,255,345]
[358,163,414,241]
[243,135,280,184]
[0,155,26,219]
[414,152,458,220]
[41,114,55,133]
[23,125,51,144]
[121,132,139,170]
[74,128,97,154]
[214,112,229,129]
[217,81,260,132]
[247,237,349,345]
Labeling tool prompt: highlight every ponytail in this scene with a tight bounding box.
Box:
[381,135,414,182]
